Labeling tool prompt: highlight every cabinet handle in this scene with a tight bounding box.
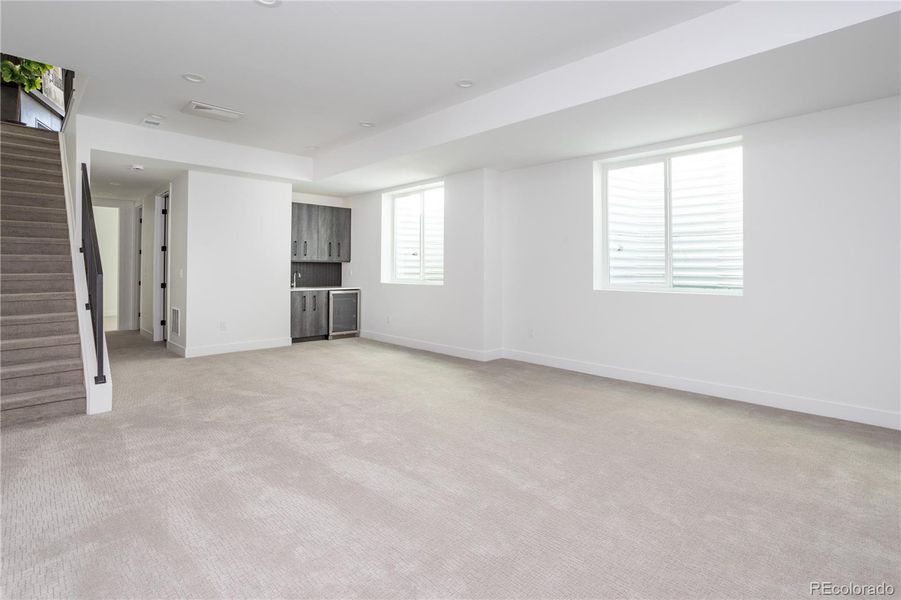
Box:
[303,241,307,256]
[302,295,307,311]
[293,240,297,256]
[328,241,332,257]
[313,295,317,311]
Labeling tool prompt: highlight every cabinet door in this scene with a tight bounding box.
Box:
[308,291,329,336]
[317,207,336,261]
[333,207,351,262]
[297,203,319,261]
[290,204,301,261]
[290,292,304,338]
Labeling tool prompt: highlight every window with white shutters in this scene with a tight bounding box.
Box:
[596,140,742,293]
[387,183,444,284]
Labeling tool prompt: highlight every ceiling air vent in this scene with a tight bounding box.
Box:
[182,100,244,122]
[141,113,165,127]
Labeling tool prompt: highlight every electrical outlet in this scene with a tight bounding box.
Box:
[386,315,391,325]
[219,321,227,332]
[527,328,535,339]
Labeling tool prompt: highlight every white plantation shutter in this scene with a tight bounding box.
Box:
[602,141,743,292]
[393,194,422,280]
[606,162,666,286]
[422,187,444,282]
[391,184,444,283]
[671,146,743,289]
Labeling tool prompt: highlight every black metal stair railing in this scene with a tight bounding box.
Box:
[80,163,106,384]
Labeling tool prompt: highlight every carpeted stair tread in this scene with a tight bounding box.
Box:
[1,122,59,138]
[1,272,72,281]
[1,386,85,411]
[1,291,75,302]
[0,192,65,209]
[0,357,83,380]
[0,142,61,158]
[1,164,64,179]
[0,312,77,325]
[1,334,80,351]
[0,151,61,166]
[0,136,61,151]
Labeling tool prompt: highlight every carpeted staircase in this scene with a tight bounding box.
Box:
[1,122,85,425]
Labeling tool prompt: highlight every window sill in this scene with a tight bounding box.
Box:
[381,280,444,286]
[594,286,742,297]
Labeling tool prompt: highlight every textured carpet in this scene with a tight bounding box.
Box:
[1,332,898,599]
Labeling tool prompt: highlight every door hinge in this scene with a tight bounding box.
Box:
[160,282,167,289]
[138,249,142,255]
[161,245,167,252]
[161,209,168,215]
[138,311,141,317]
[138,280,141,286]
[139,218,143,223]
[160,319,166,326]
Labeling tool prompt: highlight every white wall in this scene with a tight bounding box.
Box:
[292,192,347,208]
[176,171,293,357]
[500,97,900,429]
[167,173,189,354]
[93,206,119,321]
[60,107,112,415]
[345,169,502,360]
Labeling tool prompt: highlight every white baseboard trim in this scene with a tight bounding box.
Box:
[503,349,900,430]
[183,337,291,358]
[139,328,153,340]
[167,340,186,357]
[361,330,501,362]
[482,347,504,361]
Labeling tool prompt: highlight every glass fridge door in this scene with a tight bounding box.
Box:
[330,291,359,334]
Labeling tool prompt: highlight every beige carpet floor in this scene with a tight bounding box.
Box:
[1,332,898,599]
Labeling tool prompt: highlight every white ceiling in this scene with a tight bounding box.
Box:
[90,151,186,200]
[0,1,727,155]
[4,2,896,199]
[297,12,901,194]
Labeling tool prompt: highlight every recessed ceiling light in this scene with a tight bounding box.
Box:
[130,164,145,172]
[359,122,375,128]
[148,113,166,120]
[255,0,281,6]
[109,182,121,186]
[305,145,320,151]
[455,79,474,88]
[181,73,205,83]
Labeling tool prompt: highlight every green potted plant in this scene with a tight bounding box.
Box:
[1,55,53,124]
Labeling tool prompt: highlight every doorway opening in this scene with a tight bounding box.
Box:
[93,205,120,331]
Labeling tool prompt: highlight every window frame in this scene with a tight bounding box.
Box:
[385,181,445,286]
[594,138,743,296]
